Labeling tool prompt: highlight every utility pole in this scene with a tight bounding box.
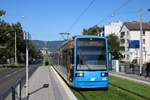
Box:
[139,9,143,76]
[15,31,17,65]
[59,32,70,40]
[25,32,29,97]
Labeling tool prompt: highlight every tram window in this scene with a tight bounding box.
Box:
[60,54,63,65]
[76,38,107,70]
[71,48,74,64]
[66,49,74,66]
[62,50,67,67]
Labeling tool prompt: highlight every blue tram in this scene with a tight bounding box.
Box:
[55,35,109,89]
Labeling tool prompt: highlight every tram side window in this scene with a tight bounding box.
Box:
[66,49,74,65]
[67,48,74,70]
[71,48,74,64]
[62,50,67,67]
[60,54,63,66]
[59,54,61,65]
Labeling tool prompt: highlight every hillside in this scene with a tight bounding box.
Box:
[32,40,63,52]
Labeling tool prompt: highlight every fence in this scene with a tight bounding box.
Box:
[119,63,147,76]
[0,79,23,100]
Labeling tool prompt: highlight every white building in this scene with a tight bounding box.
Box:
[120,21,150,64]
[104,21,123,36]
[40,48,50,56]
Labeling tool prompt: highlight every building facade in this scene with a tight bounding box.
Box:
[104,21,123,36]
[120,22,150,64]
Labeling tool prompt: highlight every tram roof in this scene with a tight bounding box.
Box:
[58,35,106,51]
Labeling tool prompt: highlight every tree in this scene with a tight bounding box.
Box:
[0,20,39,64]
[0,21,25,63]
[0,10,40,64]
[82,25,103,36]
[107,34,123,60]
[0,10,5,16]
[29,42,38,59]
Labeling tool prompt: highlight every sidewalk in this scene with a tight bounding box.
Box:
[22,66,77,100]
[110,71,150,85]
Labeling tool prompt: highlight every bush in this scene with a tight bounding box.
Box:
[45,61,49,65]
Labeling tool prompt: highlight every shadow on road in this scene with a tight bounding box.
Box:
[22,84,49,100]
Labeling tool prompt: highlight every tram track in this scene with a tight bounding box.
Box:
[76,90,88,100]
[51,65,150,100]
[74,88,108,100]
[109,82,150,100]
[73,82,150,100]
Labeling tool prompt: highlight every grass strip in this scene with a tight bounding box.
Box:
[110,75,150,98]
[72,75,150,100]
[72,85,142,100]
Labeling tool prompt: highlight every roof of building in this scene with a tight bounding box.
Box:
[123,22,150,31]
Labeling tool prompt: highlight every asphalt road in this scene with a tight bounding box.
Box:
[0,64,41,97]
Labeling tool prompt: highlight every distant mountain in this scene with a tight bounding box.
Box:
[32,40,45,48]
[32,40,63,52]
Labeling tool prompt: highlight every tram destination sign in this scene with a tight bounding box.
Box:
[78,40,105,47]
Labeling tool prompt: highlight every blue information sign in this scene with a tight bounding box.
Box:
[128,40,139,48]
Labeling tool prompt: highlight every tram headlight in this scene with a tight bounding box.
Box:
[101,72,108,77]
[75,73,84,77]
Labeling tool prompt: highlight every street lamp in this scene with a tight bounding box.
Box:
[13,16,25,65]
[21,16,29,97]
[25,32,29,97]
[15,31,17,65]
[59,32,70,40]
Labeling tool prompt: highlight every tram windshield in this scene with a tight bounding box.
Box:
[76,38,107,70]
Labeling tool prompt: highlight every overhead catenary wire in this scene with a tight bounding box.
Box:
[67,0,96,32]
[97,0,132,25]
[65,0,132,38]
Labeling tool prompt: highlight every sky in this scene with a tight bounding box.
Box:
[0,0,150,41]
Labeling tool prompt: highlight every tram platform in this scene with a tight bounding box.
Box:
[21,66,77,100]
[110,71,150,85]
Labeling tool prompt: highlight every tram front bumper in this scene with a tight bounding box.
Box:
[73,81,109,88]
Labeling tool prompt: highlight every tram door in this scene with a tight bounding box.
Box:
[67,49,74,82]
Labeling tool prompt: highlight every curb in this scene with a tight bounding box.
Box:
[51,66,77,100]
[110,73,150,85]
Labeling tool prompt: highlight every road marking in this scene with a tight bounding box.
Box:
[0,69,23,81]
[19,68,24,72]
[5,74,11,78]
[50,66,77,100]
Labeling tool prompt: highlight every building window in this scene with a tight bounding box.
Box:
[120,46,125,51]
[120,39,125,44]
[142,39,145,44]
[120,32,125,38]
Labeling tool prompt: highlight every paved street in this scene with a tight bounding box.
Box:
[0,65,38,96]
[26,66,77,100]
